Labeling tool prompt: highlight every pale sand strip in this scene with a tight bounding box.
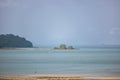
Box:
[0,48,53,50]
[0,74,120,80]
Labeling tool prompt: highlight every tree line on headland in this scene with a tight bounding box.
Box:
[0,34,33,48]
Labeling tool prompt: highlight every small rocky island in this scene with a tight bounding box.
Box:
[54,44,74,50]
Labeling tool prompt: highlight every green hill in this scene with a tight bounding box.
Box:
[0,34,33,48]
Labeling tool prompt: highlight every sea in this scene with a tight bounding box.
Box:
[0,47,120,76]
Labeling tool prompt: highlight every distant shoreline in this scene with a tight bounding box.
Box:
[0,47,53,50]
[0,47,80,50]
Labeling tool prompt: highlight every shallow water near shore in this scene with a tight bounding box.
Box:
[0,47,120,76]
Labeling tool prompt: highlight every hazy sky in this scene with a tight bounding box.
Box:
[0,0,120,47]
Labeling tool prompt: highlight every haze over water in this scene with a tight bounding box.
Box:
[0,0,120,47]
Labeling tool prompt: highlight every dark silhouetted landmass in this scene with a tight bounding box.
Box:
[0,34,33,48]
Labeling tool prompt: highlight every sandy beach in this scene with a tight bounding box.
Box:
[0,74,120,80]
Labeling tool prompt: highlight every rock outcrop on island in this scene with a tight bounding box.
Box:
[0,34,33,48]
[54,44,74,49]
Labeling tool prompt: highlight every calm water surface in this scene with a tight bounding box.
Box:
[0,47,120,76]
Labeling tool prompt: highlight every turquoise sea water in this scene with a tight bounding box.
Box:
[0,47,120,76]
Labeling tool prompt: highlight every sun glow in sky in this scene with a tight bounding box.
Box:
[0,0,120,47]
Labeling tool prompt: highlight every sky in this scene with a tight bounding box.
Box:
[0,0,120,47]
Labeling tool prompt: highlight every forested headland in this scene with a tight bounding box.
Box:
[0,34,33,48]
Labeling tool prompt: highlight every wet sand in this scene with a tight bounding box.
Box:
[0,74,120,80]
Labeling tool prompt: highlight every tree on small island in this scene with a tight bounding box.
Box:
[60,44,67,49]
[68,46,74,49]
[54,44,74,49]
